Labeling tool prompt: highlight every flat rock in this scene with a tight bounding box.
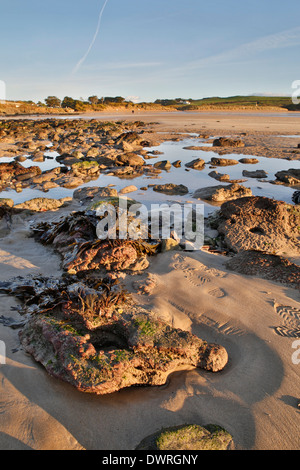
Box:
[152,183,189,195]
[193,183,252,203]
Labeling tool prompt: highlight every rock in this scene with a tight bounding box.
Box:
[185,158,205,170]
[152,184,189,196]
[183,146,204,151]
[160,238,181,252]
[226,251,300,290]
[116,153,145,167]
[0,198,14,208]
[239,158,259,164]
[193,183,252,203]
[210,157,239,166]
[275,169,300,186]
[14,197,72,212]
[208,171,230,182]
[0,267,228,396]
[172,160,181,168]
[0,162,41,185]
[242,170,268,178]
[217,196,300,255]
[213,138,245,148]
[136,424,234,451]
[292,191,300,204]
[154,160,172,170]
[73,186,118,203]
[119,185,138,194]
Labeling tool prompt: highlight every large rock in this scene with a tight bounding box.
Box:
[193,183,252,203]
[14,287,228,395]
[217,196,300,255]
[242,170,268,178]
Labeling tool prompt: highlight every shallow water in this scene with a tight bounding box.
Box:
[1,136,300,217]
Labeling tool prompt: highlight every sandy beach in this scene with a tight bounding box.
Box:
[0,111,299,451]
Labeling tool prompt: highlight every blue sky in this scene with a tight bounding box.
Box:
[0,0,300,102]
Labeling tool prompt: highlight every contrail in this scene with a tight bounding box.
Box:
[73,0,110,74]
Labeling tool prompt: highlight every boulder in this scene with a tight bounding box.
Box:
[239,158,259,164]
[154,160,172,170]
[217,196,300,255]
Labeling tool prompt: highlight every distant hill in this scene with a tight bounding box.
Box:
[164,95,297,111]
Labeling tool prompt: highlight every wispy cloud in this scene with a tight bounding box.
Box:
[82,61,162,71]
[183,27,300,71]
[72,0,110,74]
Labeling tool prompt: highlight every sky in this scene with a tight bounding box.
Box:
[0,0,300,102]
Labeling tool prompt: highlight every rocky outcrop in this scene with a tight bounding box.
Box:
[18,304,228,395]
[0,274,228,395]
[217,196,300,255]
[193,183,252,204]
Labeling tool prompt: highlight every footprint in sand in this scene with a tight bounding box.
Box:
[273,303,300,338]
[172,254,226,288]
[208,288,227,299]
